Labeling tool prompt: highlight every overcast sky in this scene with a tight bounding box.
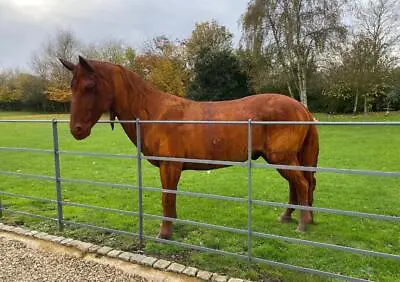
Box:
[0,0,248,71]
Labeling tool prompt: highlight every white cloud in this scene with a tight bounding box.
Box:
[0,0,247,71]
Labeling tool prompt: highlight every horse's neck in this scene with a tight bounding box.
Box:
[111,68,168,147]
[113,69,165,121]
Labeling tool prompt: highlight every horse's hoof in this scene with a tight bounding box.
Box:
[296,224,306,232]
[279,214,293,223]
[157,232,172,240]
[158,223,173,240]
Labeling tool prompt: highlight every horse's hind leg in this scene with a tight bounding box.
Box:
[278,171,315,223]
[304,171,316,222]
[277,181,297,223]
[267,153,312,232]
[158,161,182,239]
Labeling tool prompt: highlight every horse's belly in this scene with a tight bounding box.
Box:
[182,163,228,171]
[184,133,250,163]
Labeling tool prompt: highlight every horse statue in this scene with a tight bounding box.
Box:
[59,56,319,239]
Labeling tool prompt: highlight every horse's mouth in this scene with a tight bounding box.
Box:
[73,132,90,140]
[71,128,91,140]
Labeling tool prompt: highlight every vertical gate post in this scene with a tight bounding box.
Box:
[0,195,3,218]
[52,119,64,231]
[247,119,253,264]
[136,119,144,250]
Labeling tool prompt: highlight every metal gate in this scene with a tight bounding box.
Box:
[0,118,399,281]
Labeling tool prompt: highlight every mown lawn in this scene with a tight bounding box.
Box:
[0,111,399,281]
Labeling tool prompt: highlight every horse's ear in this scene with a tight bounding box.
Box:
[110,110,117,130]
[59,58,75,71]
[79,55,94,73]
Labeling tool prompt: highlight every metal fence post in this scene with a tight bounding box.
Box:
[136,119,144,250]
[0,195,3,218]
[247,119,253,264]
[52,119,64,231]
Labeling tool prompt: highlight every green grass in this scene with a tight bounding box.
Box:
[0,111,399,281]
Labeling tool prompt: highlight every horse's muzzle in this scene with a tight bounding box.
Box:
[71,124,91,140]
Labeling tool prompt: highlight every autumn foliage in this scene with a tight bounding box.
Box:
[135,55,188,97]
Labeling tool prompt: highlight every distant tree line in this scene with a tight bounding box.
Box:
[1,0,399,114]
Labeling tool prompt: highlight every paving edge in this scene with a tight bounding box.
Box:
[0,223,251,282]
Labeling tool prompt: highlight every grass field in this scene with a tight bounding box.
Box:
[0,111,399,281]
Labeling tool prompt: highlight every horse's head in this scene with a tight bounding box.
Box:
[59,56,115,140]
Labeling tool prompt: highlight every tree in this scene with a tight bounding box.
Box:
[185,20,233,67]
[241,0,347,107]
[31,29,80,89]
[134,35,189,97]
[323,0,400,114]
[31,29,81,105]
[187,49,252,101]
[82,39,132,66]
[386,67,400,111]
[134,54,188,97]
[0,69,23,109]
[17,73,47,111]
[352,0,400,114]
[124,47,137,71]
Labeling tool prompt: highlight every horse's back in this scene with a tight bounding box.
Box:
[182,93,312,161]
[187,93,312,122]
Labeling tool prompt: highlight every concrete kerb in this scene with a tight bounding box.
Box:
[0,223,249,281]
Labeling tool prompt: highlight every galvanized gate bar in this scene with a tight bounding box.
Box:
[252,200,400,222]
[1,169,398,222]
[146,235,369,282]
[247,119,253,263]
[253,162,400,177]
[62,201,139,217]
[251,257,369,282]
[145,156,400,177]
[62,219,140,237]
[2,190,399,261]
[61,177,138,190]
[142,186,248,203]
[143,155,246,167]
[59,150,137,159]
[253,121,400,125]
[142,213,247,235]
[0,170,55,181]
[1,170,398,222]
[52,119,64,231]
[2,119,400,126]
[0,120,56,123]
[0,147,53,154]
[0,191,55,204]
[99,119,400,126]
[2,208,58,222]
[136,118,144,250]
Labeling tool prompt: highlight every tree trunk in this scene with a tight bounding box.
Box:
[287,82,294,98]
[296,62,308,107]
[299,71,308,107]
[353,91,359,114]
[363,95,368,115]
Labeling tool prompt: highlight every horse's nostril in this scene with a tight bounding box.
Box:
[70,123,89,140]
[75,124,83,133]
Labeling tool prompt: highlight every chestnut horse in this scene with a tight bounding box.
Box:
[59,56,319,239]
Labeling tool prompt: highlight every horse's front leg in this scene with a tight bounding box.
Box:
[158,161,183,239]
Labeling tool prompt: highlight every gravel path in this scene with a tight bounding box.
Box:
[0,235,147,282]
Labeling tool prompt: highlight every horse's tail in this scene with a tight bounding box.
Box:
[298,117,319,204]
